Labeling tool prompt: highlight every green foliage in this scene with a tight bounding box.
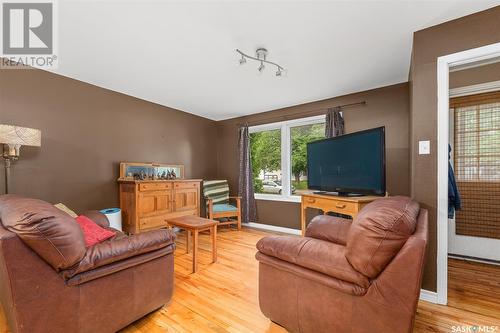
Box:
[250,130,281,180]
[253,178,263,193]
[291,123,325,181]
[250,123,325,185]
[291,180,308,190]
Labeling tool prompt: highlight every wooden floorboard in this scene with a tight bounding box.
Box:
[1,227,499,332]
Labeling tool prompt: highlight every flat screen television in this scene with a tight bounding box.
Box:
[307,126,386,196]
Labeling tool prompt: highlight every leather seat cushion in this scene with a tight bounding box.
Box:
[257,236,370,288]
[345,196,419,278]
[0,195,86,271]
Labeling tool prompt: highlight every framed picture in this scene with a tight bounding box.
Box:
[119,162,185,180]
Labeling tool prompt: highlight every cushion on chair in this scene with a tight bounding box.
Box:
[203,180,230,205]
[345,196,419,278]
[212,203,238,213]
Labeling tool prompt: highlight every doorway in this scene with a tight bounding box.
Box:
[448,67,500,262]
[437,42,500,305]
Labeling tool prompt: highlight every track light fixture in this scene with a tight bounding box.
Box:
[236,48,285,76]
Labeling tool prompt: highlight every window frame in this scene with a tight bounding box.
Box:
[249,115,326,203]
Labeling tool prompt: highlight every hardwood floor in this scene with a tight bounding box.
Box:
[415,259,500,332]
[1,227,499,332]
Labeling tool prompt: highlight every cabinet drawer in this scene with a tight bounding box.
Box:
[303,197,356,215]
[139,182,172,191]
[139,215,167,230]
[174,182,199,189]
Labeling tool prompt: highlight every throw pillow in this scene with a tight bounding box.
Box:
[75,215,115,247]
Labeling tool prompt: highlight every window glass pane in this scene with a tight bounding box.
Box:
[479,156,500,181]
[455,157,478,181]
[250,129,282,195]
[480,130,500,155]
[455,131,478,157]
[290,122,325,195]
[479,103,500,131]
[454,102,500,182]
[455,106,477,132]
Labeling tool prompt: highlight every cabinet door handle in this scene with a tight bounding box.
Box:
[306,198,315,203]
[335,204,346,209]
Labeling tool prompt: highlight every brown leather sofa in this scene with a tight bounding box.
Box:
[0,195,176,333]
[256,196,428,333]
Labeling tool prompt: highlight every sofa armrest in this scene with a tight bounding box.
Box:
[256,235,369,288]
[61,228,175,281]
[82,210,110,228]
[305,215,352,245]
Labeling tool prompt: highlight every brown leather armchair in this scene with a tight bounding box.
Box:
[256,196,428,333]
[0,195,176,333]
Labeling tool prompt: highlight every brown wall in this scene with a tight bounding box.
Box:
[450,61,500,88]
[0,68,218,213]
[217,83,410,229]
[410,5,500,291]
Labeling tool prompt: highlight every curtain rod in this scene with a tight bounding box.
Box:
[235,101,366,127]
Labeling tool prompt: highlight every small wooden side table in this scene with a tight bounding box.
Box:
[166,215,218,273]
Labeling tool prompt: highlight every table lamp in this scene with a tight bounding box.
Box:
[0,125,41,194]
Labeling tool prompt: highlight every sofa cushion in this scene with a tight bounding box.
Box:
[0,195,86,271]
[305,215,352,245]
[76,215,116,247]
[257,235,370,288]
[61,228,176,281]
[345,196,419,278]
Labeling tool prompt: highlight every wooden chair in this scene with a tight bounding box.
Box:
[203,180,241,230]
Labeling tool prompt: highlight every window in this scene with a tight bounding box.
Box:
[454,101,500,181]
[451,92,500,239]
[250,115,326,202]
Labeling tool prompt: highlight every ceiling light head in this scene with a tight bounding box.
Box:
[276,68,282,76]
[258,62,265,72]
[239,55,246,65]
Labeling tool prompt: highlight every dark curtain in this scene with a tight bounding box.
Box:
[238,126,258,223]
[325,106,345,138]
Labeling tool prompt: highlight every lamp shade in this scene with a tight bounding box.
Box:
[0,125,41,147]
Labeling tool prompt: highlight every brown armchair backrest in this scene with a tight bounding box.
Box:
[345,196,420,278]
[0,194,86,271]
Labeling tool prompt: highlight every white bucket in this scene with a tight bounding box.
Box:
[99,208,122,231]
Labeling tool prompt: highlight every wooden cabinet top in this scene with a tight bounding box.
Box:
[300,192,384,203]
[117,179,202,184]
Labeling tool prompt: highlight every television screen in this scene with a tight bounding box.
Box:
[307,126,385,195]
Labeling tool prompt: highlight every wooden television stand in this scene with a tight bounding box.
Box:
[300,192,383,236]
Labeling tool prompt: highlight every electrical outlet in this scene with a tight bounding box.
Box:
[419,140,430,155]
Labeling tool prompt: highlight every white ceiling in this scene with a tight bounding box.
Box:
[52,1,500,120]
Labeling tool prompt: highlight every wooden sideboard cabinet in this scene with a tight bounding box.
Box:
[118,179,201,234]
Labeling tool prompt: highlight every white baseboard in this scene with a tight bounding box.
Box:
[419,289,438,303]
[243,222,301,235]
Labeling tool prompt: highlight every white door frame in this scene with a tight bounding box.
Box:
[436,42,500,305]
